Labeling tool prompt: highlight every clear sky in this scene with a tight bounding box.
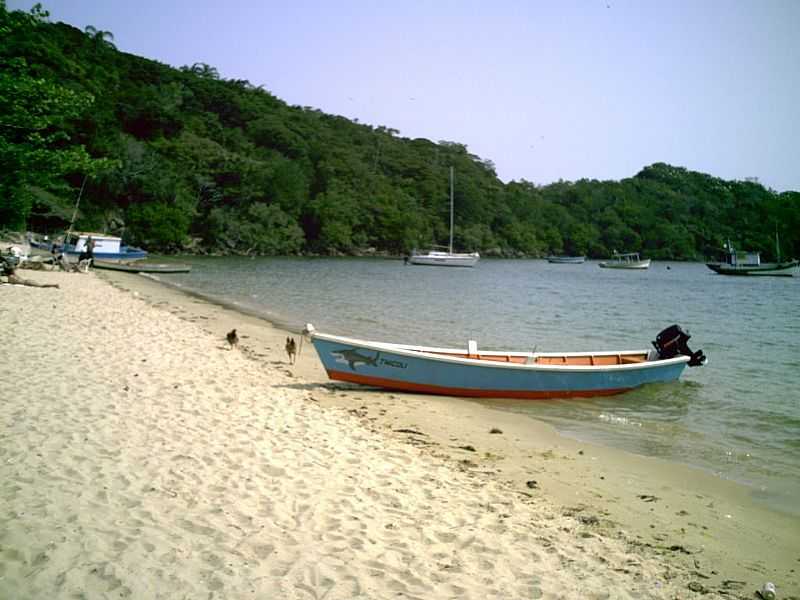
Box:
[8,0,800,191]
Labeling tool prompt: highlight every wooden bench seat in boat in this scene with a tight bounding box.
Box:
[426,350,649,366]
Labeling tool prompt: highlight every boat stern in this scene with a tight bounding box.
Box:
[652,325,706,367]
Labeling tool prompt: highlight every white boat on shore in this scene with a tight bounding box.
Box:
[30,232,147,263]
[599,252,651,270]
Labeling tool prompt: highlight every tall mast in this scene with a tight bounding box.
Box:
[449,166,454,254]
[65,174,89,245]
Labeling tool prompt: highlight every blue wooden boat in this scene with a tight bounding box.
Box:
[63,232,147,262]
[33,232,148,263]
[304,324,705,399]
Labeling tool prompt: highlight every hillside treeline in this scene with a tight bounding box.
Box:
[2,3,798,260]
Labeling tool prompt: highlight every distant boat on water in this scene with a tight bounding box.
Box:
[408,167,479,268]
[547,255,586,264]
[706,235,798,277]
[599,252,651,270]
[407,249,480,267]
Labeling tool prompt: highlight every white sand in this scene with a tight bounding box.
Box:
[1,269,797,599]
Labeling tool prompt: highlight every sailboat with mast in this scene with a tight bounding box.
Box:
[408,167,480,267]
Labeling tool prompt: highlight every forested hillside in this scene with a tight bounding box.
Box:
[2,3,798,260]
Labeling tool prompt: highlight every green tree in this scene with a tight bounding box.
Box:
[2,0,797,259]
[0,3,113,229]
[207,203,304,255]
[126,199,191,250]
[84,25,115,50]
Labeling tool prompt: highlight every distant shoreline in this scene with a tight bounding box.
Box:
[5,230,732,262]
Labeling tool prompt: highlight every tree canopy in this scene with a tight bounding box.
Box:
[1,2,797,261]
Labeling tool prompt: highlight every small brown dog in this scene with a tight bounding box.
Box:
[285,337,297,364]
[226,329,239,349]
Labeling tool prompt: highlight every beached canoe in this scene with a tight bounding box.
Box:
[92,260,191,274]
[304,324,705,400]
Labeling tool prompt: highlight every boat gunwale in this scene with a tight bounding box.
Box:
[309,331,689,373]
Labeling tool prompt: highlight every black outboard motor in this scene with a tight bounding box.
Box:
[652,325,706,367]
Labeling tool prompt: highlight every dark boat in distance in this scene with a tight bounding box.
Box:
[706,236,798,277]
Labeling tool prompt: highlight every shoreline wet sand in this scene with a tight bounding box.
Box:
[1,268,798,599]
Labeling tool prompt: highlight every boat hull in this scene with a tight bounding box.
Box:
[706,261,798,276]
[63,233,148,262]
[28,244,148,263]
[309,334,689,400]
[92,260,191,273]
[63,250,148,263]
[547,256,586,264]
[409,252,479,267]
[599,260,651,269]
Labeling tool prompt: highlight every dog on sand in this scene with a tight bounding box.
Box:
[285,337,297,364]
[226,328,239,349]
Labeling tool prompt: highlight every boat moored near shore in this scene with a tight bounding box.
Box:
[408,167,479,267]
[92,260,191,274]
[304,323,705,400]
[30,232,147,263]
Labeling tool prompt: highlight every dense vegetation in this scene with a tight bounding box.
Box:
[2,3,798,260]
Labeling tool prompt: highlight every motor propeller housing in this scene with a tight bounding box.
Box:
[653,324,706,367]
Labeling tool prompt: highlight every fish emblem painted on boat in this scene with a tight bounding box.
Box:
[331,348,380,371]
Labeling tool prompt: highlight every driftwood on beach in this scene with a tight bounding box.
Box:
[2,272,60,288]
[1,256,60,288]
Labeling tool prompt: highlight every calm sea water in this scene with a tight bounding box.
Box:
[157,257,800,515]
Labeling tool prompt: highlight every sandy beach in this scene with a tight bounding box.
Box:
[1,268,798,599]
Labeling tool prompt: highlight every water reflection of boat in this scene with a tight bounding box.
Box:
[304,323,705,400]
